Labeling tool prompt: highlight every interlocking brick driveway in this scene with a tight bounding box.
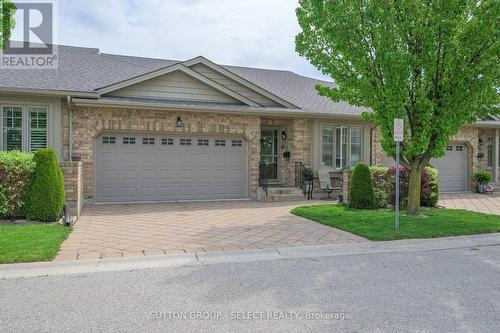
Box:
[56,201,366,261]
[439,193,500,215]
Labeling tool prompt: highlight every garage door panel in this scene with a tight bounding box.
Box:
[96,133,248,202]
[119,169,138,179]
[119,152,139,162]
[430,145,468,192]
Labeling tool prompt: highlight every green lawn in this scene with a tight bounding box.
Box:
[0,224,71,264]
[292,204,500,241]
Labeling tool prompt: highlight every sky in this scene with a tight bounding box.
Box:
[10,0,331,81]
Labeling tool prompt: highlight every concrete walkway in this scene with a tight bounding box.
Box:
[439,192,500,215]
[56,200,365,261]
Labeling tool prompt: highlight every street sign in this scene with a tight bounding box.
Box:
[394,118,404,142]
[394,118,403,230]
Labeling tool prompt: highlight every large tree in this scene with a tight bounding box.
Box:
[0,0,16,49]
[296,0,499,214]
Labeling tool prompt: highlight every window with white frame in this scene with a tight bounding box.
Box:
[321,125,363,169]
[2,105,48,152]
[322,128,334,167]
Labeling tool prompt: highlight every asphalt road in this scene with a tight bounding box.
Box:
[1,245,499,333]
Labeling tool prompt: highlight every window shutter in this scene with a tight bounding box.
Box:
[29,107,48,152]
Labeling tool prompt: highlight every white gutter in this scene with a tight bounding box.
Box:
[66,95,73,160]
[469,121,500,128]
[71,97,364,120]
[0,87,98,98]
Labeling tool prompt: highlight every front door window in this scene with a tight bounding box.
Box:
[260,129,279,179]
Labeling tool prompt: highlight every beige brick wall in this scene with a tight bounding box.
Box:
[63,104,261,199]
[477,128,496,173]
[60,161,83,217]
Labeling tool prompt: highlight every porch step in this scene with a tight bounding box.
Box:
[256,187,306,202]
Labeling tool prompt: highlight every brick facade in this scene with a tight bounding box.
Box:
[62,100,494,202]
[60,161,84,217]
[63,104,261,199]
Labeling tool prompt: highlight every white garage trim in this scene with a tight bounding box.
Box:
[93,131,250,203]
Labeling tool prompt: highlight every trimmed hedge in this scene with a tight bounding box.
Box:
[369,166,439,208]
[24,149,65,222]
[349,163,375,209]
[0,151,36,218]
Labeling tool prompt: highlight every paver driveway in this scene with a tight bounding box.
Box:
[439,193,500,215]
[56,200,366,261]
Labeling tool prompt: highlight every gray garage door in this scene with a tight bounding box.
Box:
[430,144,468,192]
[383,143,468,192]
[95,133,248,202]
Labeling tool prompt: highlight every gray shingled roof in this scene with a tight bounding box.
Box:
[0,44,368,116]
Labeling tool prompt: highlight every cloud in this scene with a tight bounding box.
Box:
[49,0,330,80]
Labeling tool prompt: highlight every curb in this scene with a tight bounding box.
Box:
[1,233,499,279]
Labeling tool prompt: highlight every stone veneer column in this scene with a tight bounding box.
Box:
[342,168,353,203]
[60,161,84,217]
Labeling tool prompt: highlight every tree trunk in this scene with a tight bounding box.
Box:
[407,167,422,215]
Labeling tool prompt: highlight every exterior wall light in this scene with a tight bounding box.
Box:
[281,131,287,141]
[176,116,183,128]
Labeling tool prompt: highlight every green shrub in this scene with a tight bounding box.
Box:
[349,163,375,209]
[370,166,390,208]
[473,171,492,184]
[368,165,439,208]
[24,149,65,222]
[421,167,439,207]
[0,151,36,218]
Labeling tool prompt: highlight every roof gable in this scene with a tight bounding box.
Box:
[99,64,259,106]
[183,57,297,108]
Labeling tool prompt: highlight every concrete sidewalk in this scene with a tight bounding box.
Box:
[2,233,499,279]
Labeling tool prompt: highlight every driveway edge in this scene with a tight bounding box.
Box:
[1,233,499,279]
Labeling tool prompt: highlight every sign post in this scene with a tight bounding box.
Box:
[394,119,404,230]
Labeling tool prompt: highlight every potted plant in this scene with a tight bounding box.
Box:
[473,171,492,193]
[303,167,314,181]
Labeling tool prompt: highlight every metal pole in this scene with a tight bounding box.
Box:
[395,141,400,230]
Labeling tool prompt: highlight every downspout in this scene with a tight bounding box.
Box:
[369,124,379,166]
[64,95,73,225]
[66,95,73,160]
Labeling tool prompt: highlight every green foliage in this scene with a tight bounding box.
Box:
[0,151,35,218]
[370,166,391,208]
[369,166,438,208]
[24,149,65,222]
[349,163,375,208]
[303,166,314,180]
[473,171,492,184]
[296,0,499,211]
[0,0,16,49]
[421,167,439,207]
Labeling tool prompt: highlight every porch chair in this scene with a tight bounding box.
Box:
[318,170,334,198]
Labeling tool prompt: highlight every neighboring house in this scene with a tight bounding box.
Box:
[0,44,499,212]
